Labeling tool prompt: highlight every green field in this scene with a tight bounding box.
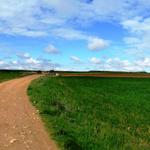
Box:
[28,76,150,150]
[0,70,33,83]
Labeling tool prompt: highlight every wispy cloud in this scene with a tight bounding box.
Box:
[0,52,61,70]
[88,57,150,72]
[90,57,101,64]
[0,0,150,71]
[52,28,109,51]
[70,56,82,64]
[0,0,149,37]
[17,52,31,59]
[45,44,60,54]
[122,17,150,57]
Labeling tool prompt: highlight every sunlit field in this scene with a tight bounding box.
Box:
[0,70,34,83]
[28,76,150,150]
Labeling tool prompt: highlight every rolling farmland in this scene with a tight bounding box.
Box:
[28,76,150,150]
[0,70,34,83]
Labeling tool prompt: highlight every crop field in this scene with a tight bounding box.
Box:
[0,70,34,83]
[28,76,150,150]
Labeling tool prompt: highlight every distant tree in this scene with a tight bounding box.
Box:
[49,70,55,73]
[37,70,42,74]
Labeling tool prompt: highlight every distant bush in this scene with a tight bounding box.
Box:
[37,70,42,74]
[49,70,55,73]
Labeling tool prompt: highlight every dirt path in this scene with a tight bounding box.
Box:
[0,75,58,150]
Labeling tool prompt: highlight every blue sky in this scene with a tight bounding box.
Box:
[0,0,150,71]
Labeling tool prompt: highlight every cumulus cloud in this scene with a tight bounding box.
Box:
[0,0,149,54]
[122,17,150,56]
[105,58,131,71]
[88,38,109,51]
[26,57,39,64]
[1,54,150,72]
[0,58,61,70]
[135,57,150,68]
[88,57,150,72]
[17,52,30,59]
[52,28,109,50]
[0,52,61,70]
[67,57,150,72]
[45,44,60,54]
[90,57,101,64]
[0,0,149,37]
[42,0,150,24]
[0,0,150,71]
[0,0,44,37]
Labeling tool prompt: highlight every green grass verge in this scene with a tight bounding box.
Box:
[28,76,150,150]
[0,70,33,83]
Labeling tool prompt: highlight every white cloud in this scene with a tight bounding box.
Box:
[0,56,61,70]
[42,0,150,23]
[124,37,140,45]
[88,57,150,72]
[26,57,39,64]
[8,52,61,70]
[1,54,150,72]
[70,56,82,63]
[135,57,150,68]
[88,38,109,51]
[17,52,30,59]
[0,28,48,37]
[122,17,150,34]
[0,0,150,72]
[52,28,87,40]
[0,0,149,60]
[12,60,18,65]
[40,17,65,26]
[90,57,101,64]
[105,58,131,71]
[43,0,80,19]
[67,57,150,72]
[0,0,149,38]
[45,44,60,54]
[122,17,150,56]
[0,60,4,65]
[0,0,43,37]
[52,28,109,50]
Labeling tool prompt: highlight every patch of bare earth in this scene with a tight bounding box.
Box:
[62,73,150,78]
[0,75,58,150]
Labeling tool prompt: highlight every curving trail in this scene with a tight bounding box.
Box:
[0,75,58,150]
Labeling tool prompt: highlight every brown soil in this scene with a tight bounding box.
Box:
[0,75,58,150]
[62,73,150,78]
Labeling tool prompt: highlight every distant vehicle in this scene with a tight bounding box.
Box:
[55,73,60,77]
